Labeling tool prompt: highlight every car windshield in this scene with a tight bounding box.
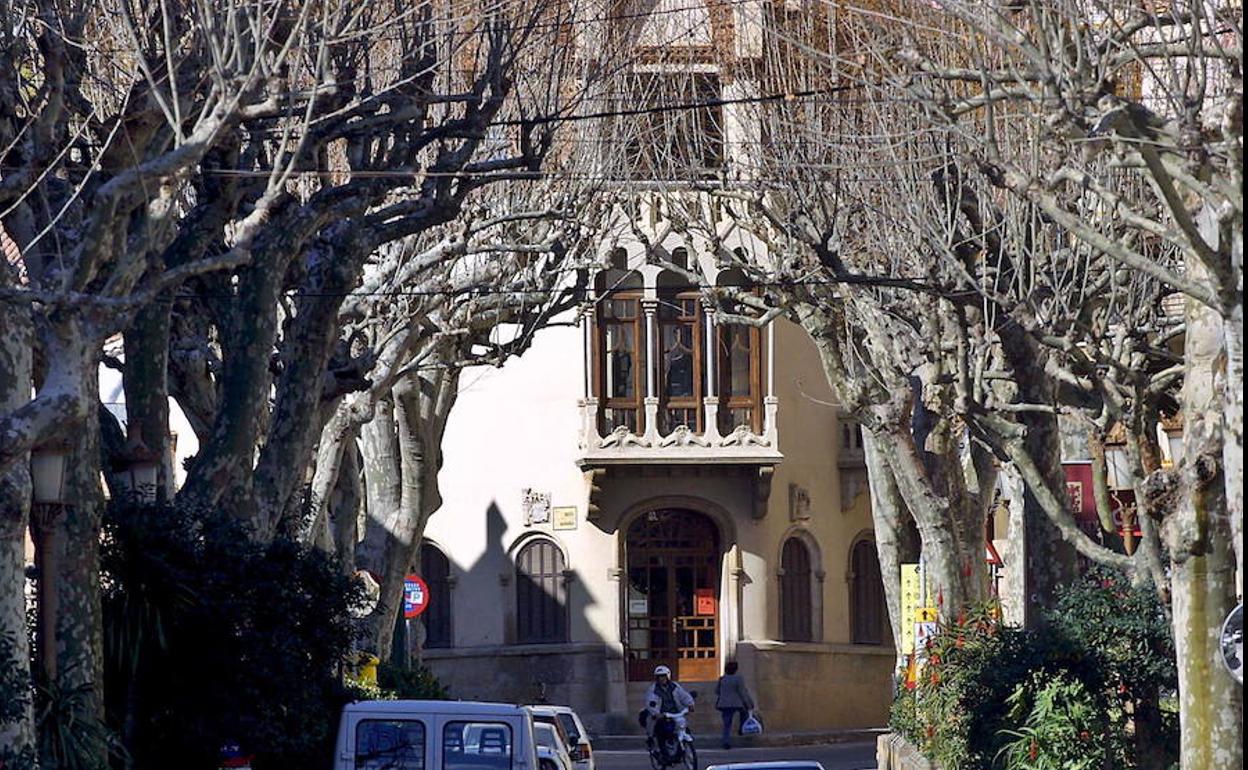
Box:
[555,714,580,743]
[534,724,561,750]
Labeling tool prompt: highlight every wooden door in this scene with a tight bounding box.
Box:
[625,510,720,681]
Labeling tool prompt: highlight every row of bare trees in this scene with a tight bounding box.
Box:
[0,0,627,763]
[609,1,1239,767]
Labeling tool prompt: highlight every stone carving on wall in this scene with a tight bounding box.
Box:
[658,425,712,448]
[789,483,812,522]
[598,425,651,448]
[522,488,551,526]
[720,424,771,447]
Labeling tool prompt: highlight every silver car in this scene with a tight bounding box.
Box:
[528,705,595,770]
[534,721,574,770]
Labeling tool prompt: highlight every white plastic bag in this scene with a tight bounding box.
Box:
[740,712,763,736]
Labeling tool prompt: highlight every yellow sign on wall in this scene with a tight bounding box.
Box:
[552,506,578,531]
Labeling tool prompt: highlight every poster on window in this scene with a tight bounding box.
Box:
[695,588,716,616]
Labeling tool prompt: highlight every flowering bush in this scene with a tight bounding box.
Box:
[889,571,1177,770]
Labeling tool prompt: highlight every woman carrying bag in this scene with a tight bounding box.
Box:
[714,661,757,749]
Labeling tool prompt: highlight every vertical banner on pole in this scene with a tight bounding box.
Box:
[900,563,921,656]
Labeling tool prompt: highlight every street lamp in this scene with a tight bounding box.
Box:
[113,425,161,504]
[29,440,69,682]
[30,441,69,505]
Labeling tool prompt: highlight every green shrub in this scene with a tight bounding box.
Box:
[101,501,366,770]
[996,672,1118,770]
[377,661,452,700]
[889,570,1178,770]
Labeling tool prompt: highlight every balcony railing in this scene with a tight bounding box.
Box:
[576,394,781,467]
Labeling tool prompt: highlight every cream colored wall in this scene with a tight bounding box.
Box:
[749,319,880,646]
[429,321,616,648]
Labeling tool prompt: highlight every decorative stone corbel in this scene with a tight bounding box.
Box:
[658,425,712,447]
[752,466,774,520]
[584,467,606,521]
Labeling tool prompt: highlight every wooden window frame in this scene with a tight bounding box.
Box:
[515,538,569,645]
[779,536,814,642]
[420,543,453,649]
[849,537,887,646]
[656,291,704,434]
[593,293,646,435]
[716,322,763,434]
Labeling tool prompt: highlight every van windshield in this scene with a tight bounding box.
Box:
[357,719,426,770]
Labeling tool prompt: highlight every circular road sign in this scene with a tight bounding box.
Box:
[404,574,430,620]
[1221,602,1243,685]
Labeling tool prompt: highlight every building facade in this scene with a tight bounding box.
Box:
[419,248,893,733]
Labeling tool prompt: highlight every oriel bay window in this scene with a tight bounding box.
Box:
[591,289,765,438]
[658,292,704,434]
[596,295,645,433]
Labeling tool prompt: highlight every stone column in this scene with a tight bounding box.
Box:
[643,299,659,442]
[764,320,778,442]
[703,301,721,441]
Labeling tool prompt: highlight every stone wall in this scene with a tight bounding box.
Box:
[735,641,895,731]
[423,642,631,733]
[876,733,938,770]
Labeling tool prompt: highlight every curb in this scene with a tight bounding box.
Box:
[591,729,888,751]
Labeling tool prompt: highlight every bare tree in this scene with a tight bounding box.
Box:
[0,0,600,759]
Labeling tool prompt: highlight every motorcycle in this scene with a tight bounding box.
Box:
[646,708,697,770]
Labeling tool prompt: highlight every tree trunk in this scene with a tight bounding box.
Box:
[1168,281,1243,770]
[356,392,404,658]
[0,295,37,765]
[355,368,458,660]
[862,430,920,665]
[999,329,1079,627]
[253,236,368,538]
[122,301,173,497]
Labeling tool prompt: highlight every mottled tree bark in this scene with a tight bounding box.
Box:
[999,330,1078,627]
[123,300,173,496]
[1167,282,1243,770]
[355,368,458,660]
[862,430,921,662]
[0,291,36,763]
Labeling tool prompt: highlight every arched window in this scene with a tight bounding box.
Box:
[779,537,814,642]
[421,543,453,649]
[850,538,887,645]
[515,539,568,644]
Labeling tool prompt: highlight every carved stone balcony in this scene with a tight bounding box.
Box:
[575,395,783,468]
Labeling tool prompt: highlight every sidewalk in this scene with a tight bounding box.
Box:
[590,728,888,751]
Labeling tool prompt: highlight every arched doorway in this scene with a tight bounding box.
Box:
[624,509,720,681]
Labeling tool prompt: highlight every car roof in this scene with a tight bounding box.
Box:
[526,705,577,716]
[708,758,823,763]
[345,700,529,716]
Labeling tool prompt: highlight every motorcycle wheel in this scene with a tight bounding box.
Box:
[649,747,664,770]
[681,743,698,770]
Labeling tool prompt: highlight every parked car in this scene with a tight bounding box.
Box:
[533,721,574,770]
[527,705,595,770]
[706,763,826,770]
[334,699,540,770]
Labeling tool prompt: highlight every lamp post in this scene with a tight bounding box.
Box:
[30,440,69,682]
[113,425,161,504]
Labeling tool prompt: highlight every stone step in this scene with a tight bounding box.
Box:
[588,728,887,751]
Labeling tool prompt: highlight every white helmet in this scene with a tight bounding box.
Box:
[654,665,672,677]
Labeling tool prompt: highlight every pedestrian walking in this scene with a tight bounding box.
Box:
[714,661,755,749]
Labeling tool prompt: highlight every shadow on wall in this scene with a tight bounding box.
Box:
[420,503,616,716]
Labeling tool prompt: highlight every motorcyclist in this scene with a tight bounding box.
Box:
[643,665,695,752]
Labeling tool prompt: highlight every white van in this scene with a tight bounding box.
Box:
[334,700,540,770]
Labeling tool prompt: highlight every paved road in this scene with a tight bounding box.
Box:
[593,742,878,770]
